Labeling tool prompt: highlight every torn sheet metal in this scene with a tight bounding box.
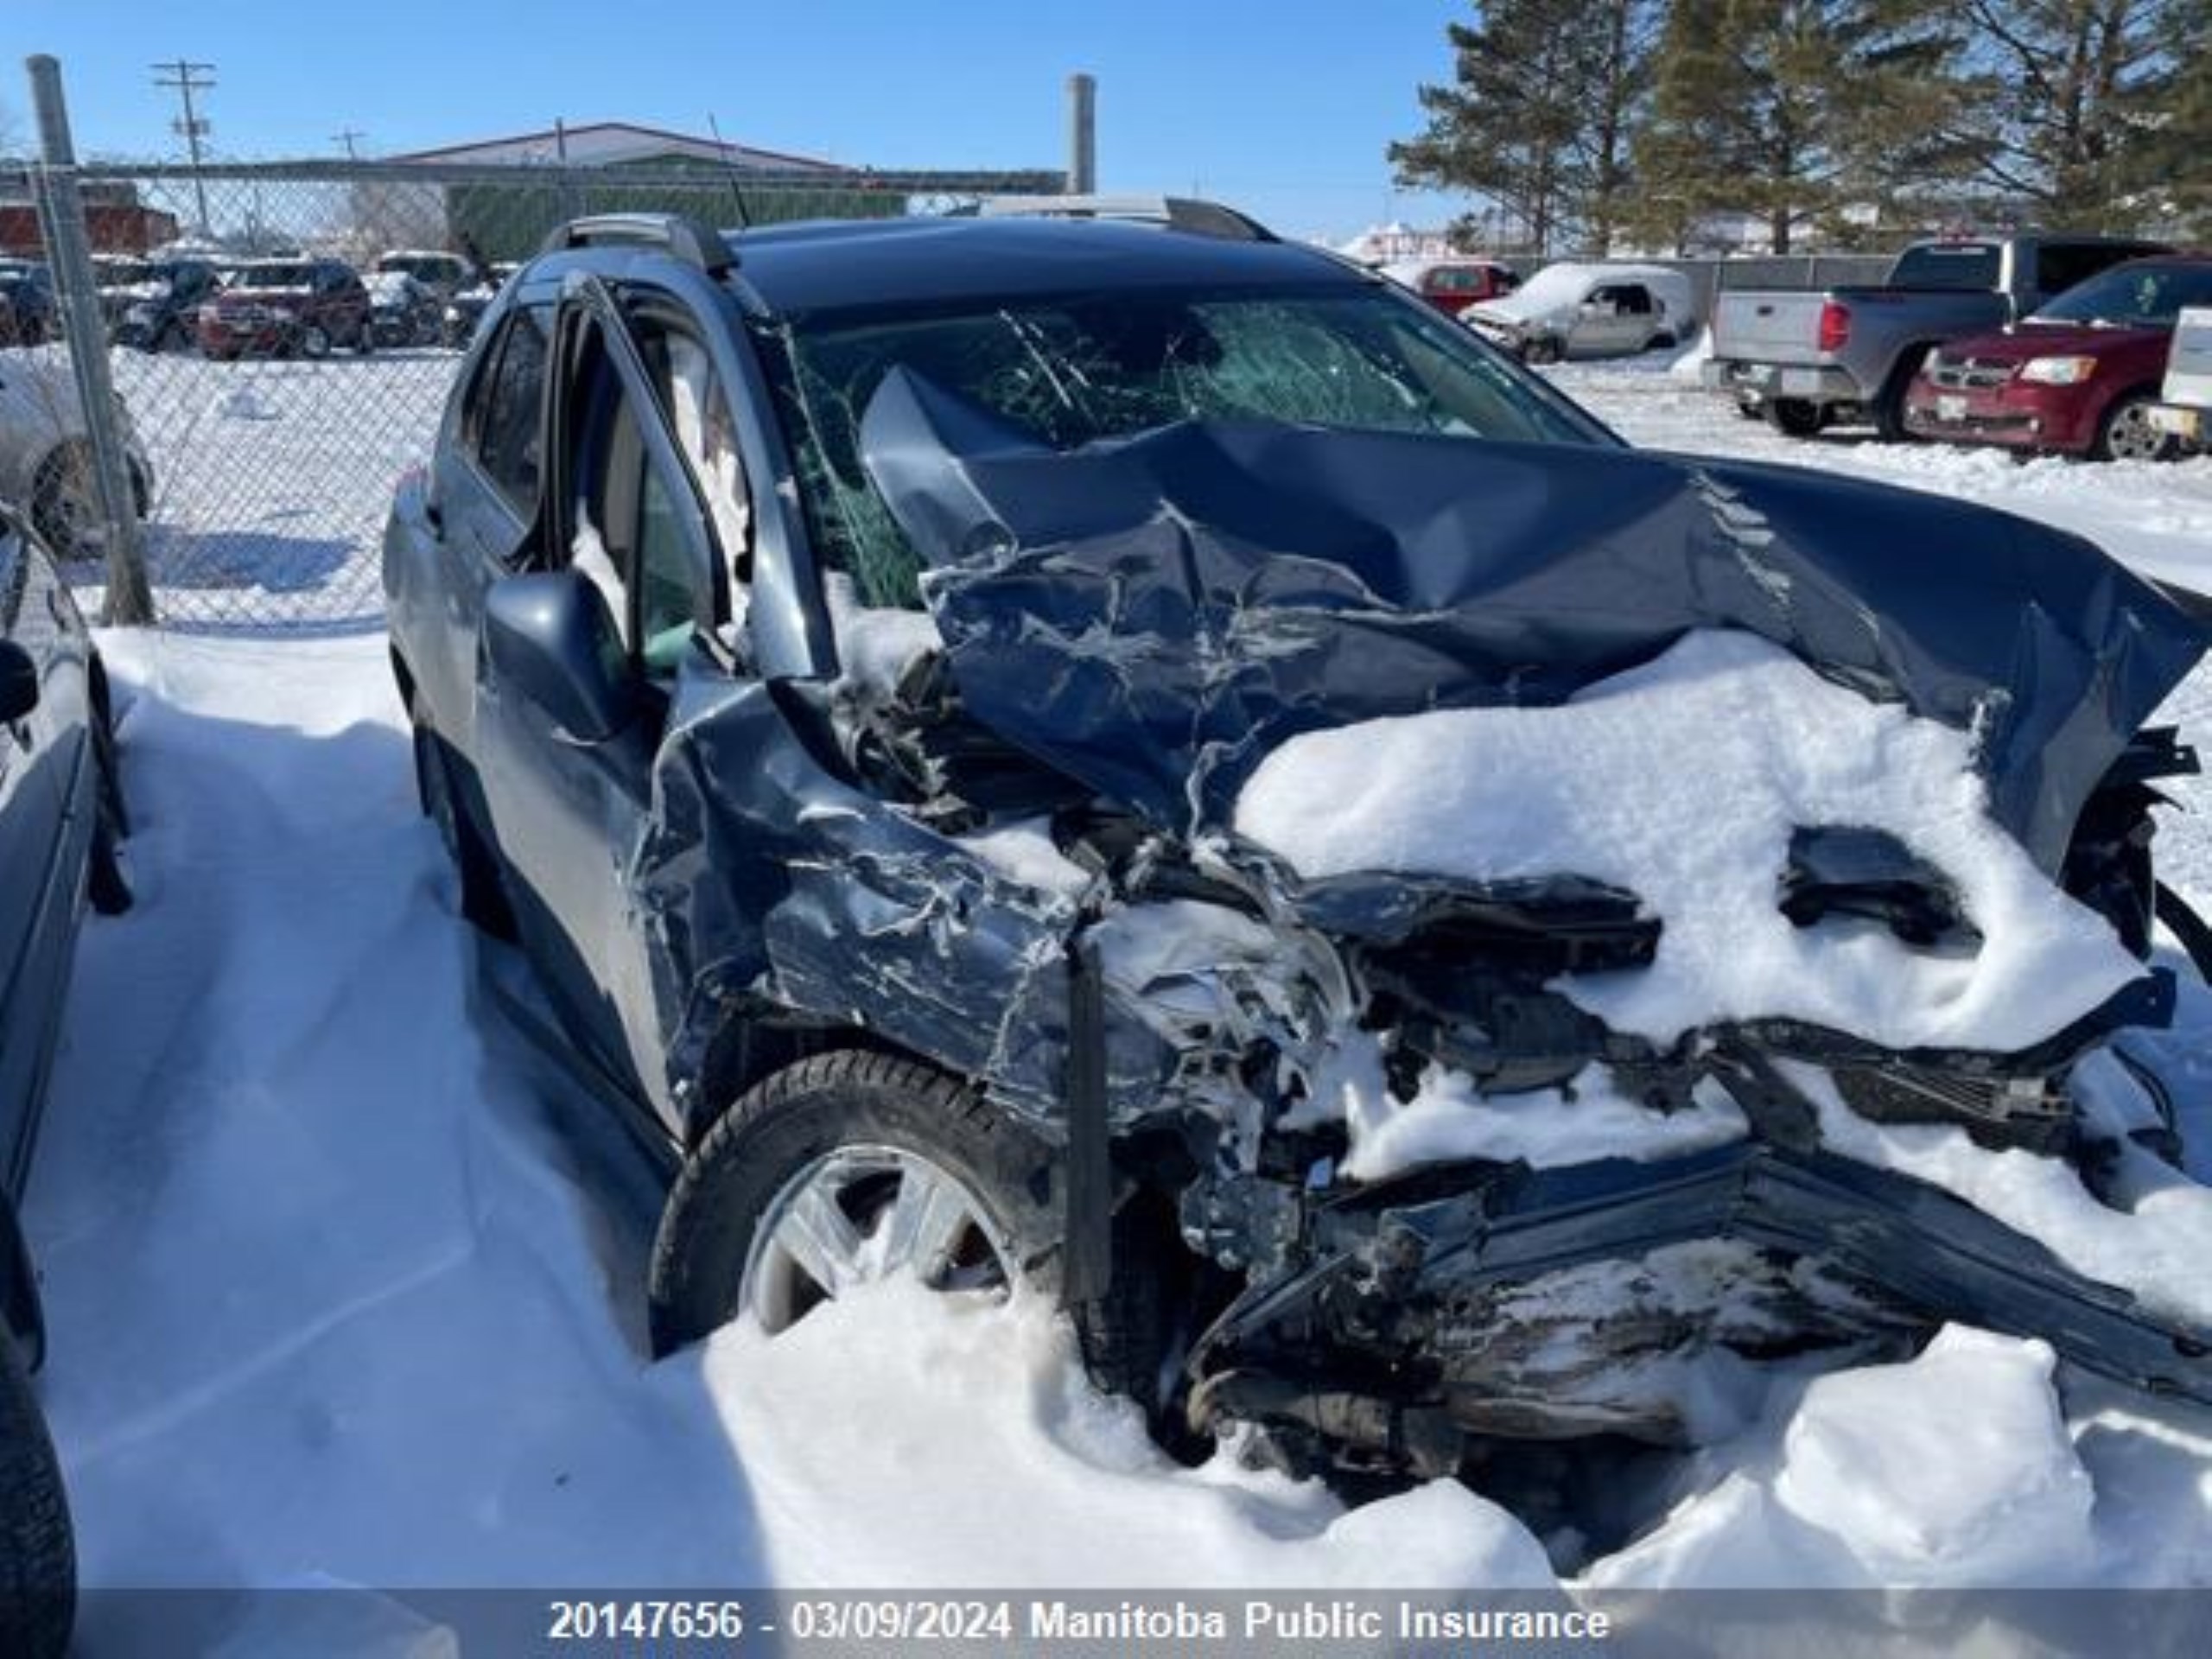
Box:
[858,365,2209,869]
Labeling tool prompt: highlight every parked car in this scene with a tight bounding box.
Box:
[105,256,221,353]
[0,264,55,350]
[1463,262,1694,361]
[2147,305,2212,455]
[197,257,373,360]
[373,249,477,301]
[1706,232,2166,438]
[365,270,442,348]
[386,208,2212,1496]
[1381,256,1520,316]
[1903,256,2212,459]
[439,262,517,349]
[0,503,130,1659]
[0,355,155,559]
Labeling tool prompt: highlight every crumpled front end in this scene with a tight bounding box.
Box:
[628,368,2212,1478]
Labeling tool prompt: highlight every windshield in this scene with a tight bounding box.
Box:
[1889,243,2002,290]
[238,264,315,289]
[2032,261,2212,327]
[771,284,1613,608]
[96,259,156,287]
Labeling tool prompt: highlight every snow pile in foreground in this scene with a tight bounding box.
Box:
[1589,1326,2104,1587]
[1236,628,2141,1053]
[695,1280,1553,1587]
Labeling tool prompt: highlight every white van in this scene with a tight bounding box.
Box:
[2150,307,2212,453]
[1463,263,1697,363]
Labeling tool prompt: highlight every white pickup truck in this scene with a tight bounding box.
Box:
[2150,307,2212,454]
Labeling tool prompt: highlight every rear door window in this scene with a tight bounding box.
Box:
[467,307,550,518]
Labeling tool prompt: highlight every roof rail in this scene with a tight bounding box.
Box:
[543,213,734,276]
[976,194,1276,243]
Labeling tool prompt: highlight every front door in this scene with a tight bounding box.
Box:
[472,281,740,1128]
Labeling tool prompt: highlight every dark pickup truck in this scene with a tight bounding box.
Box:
[1705,234,2167,439]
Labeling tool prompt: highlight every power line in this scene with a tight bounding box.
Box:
[152,58,216,231]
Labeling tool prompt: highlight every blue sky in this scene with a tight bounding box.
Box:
[5,0,1471,242]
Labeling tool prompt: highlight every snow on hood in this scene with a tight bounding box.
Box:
[1235,628,2144,1053]
[857,368,2209,874]
[103,279,171,302]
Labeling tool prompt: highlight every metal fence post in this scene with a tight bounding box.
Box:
[25,54,156,626]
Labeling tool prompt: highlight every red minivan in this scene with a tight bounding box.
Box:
[1382,257,1521,317]
[1904,254,2212,459]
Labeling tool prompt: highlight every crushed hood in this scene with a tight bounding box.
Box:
[857,367,2209,872]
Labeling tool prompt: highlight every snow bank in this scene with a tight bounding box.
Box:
[696,1279,1554,1587]
[1591,1327,2101,1588]
[1771,1327,2094,1583]
[1236,629,2142,1053]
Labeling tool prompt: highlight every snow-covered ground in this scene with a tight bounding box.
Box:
[22,346,2212,1624]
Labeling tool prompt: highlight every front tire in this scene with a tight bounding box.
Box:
[648,1052,1179,1414]
[2094,393,2175,462]
[0,1333,75,1659]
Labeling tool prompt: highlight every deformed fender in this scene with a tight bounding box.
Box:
[629,679,1203,1139]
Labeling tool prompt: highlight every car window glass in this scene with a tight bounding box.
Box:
[2034,262,2212,327]
[472,307,550,517]
[568,338,707,677]
[774,286,1606,610]
[1890,243,2002,290]
[2035,244,2130,296]
[654,330,753,634]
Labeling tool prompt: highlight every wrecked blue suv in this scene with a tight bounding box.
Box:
[383,204,2212,1497]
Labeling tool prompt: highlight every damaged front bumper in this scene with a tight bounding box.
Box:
[1164,982,2212,1478]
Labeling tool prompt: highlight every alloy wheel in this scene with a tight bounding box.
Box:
[740,1144,1016,1334]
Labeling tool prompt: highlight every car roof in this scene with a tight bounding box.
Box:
[711,214,1370,319]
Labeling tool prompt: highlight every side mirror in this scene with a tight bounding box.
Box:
[0,639,39,724]
[483,570,635,744]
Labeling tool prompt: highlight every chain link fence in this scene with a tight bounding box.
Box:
[11,149,1058,633]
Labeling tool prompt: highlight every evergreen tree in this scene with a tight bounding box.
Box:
[1630,0,1966,253]
[1942,0,2206,229]
[1389,1,1657,256]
